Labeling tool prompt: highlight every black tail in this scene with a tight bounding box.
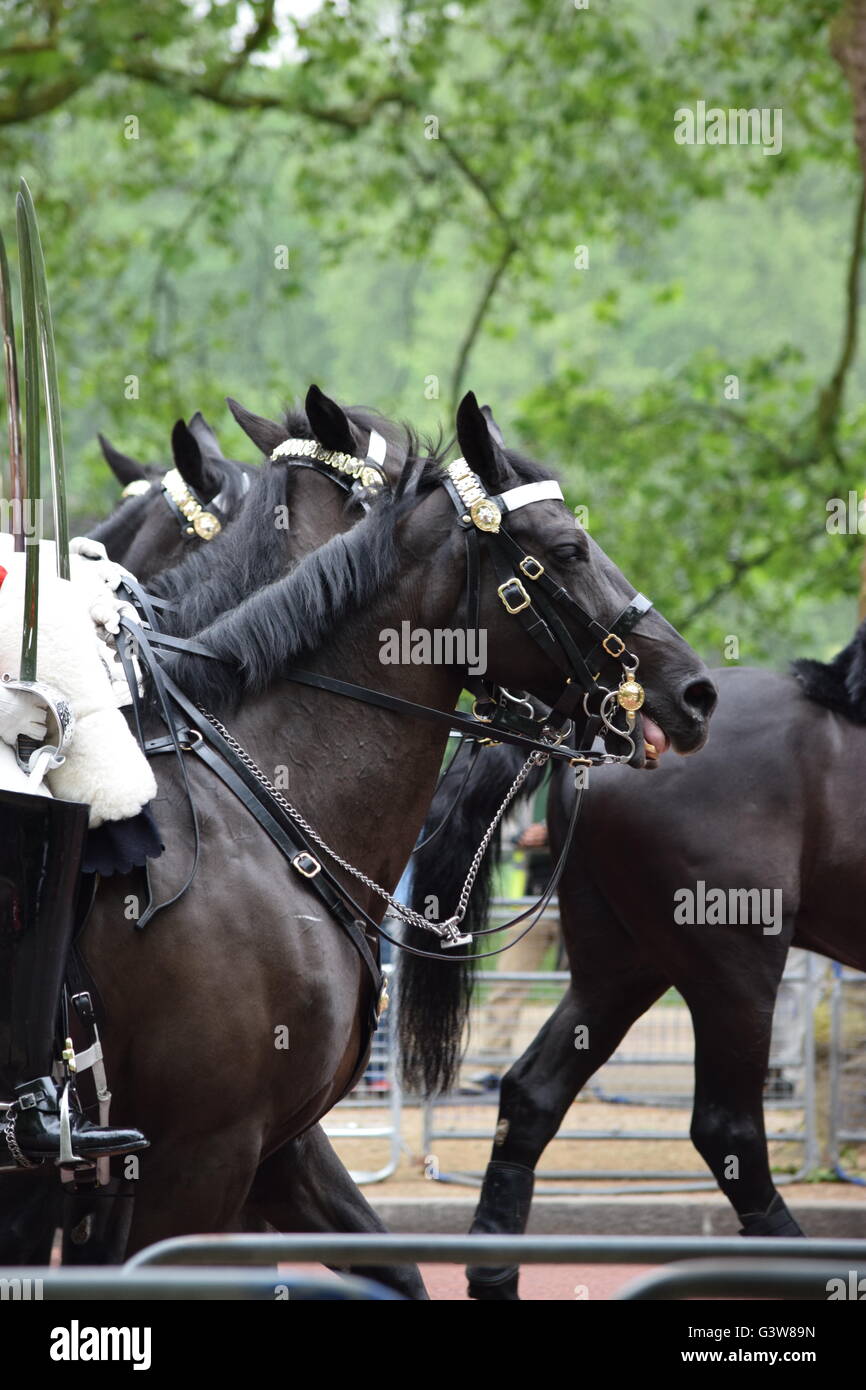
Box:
[397,740,545,1095]
[791,619,866,723]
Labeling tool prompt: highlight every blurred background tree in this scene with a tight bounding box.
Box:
[1,0,864,664]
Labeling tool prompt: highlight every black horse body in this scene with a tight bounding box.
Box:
[399,649,866,1298]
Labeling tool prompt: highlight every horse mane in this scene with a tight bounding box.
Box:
[167,440,552,713]
[791,619,866,723]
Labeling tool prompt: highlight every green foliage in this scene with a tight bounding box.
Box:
[0,0,863,662]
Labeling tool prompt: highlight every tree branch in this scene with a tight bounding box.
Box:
[449,240,518,408]
[814,172,866,448]
[0,74,89,125]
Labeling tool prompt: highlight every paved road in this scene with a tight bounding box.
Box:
[420,1262,653,1300]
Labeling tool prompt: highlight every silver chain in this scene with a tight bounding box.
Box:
[3,1106,38,1168]
[197,706,548,942]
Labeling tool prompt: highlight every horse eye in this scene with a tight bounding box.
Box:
[551,543,586,565]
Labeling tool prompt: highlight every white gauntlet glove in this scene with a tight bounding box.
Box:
[70,537,133,634]
[0,684,49,745]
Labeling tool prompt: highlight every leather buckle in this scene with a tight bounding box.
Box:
[602,632,626,658]
[497,578,531,615]
[17,1091,37,1110]
[292,852,321,879]
[519,555,545,581]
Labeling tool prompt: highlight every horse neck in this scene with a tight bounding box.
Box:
[227,589,465,904]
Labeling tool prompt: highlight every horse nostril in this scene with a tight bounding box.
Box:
[682,676,717,720]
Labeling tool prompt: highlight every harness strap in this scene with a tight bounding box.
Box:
[154,667,382,1004]
[280,667,592,761]
[116,616,203,929]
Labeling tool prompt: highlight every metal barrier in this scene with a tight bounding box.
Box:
[829,964,866,1185]
[121,1232,866,1302]
[124,1231,866,1268]
[4,1234,862,1299]
[323,963,403,1183]
[617,1257,866,1301]
[420,910,820,1192]
[0,1268,402,1299]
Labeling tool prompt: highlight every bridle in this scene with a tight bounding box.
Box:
[269,431,388,512]
[121,467,251,542]
[442,457,654,767]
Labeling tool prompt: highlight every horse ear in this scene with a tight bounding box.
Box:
[171,419,222,500]
[456,391,510,491]
[305,384,358,456]
[480,404,506,450]
[97,434,147,487]
[226,397,287,457]
[187,411,228,463]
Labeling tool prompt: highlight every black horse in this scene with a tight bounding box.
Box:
[399,630,866,1297]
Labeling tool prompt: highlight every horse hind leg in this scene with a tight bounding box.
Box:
[685,957,805,1238]
[467,964,667,1301]
[246,1125,429,1301]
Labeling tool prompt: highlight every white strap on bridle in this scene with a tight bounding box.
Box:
[210,468,251,514]
[366,429,387,466]
[496,480,564,513]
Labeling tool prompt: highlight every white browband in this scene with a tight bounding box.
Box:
[497,480,564,512]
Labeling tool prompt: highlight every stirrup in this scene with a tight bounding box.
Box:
[56,1080,86,1169]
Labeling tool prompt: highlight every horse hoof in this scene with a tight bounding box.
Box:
[466,1266,520,1300]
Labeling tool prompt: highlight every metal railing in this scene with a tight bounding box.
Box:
[420,918,820,1191]
[829,964,866,1185]
[323,963,402,1183]
[118,1232,866,1302]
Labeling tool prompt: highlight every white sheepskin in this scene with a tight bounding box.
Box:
[0,551,156,826]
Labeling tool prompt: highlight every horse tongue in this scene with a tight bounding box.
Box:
[642,713,669,759]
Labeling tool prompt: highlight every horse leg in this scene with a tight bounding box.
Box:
[123,1125,262,1256]
[684,957,805,1238]
[467,965,667,1300]
[246,1125,428,1301]
[0,1173,59,1263]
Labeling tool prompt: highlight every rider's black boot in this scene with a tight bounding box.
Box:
[0,790,148,1165]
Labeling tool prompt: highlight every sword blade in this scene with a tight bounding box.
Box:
[14,193,40,682]
[18,179,68,581]
[0,229,24,552]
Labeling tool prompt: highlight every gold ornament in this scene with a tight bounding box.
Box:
[616,677,645,713]
[469,497,502,533]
